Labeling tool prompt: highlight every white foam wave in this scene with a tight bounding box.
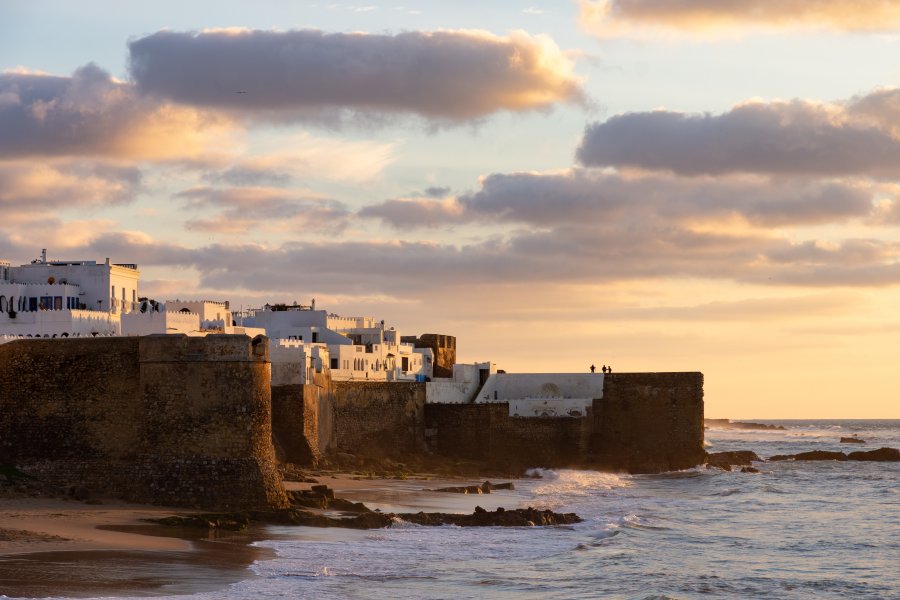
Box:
[388,516,422,529]
[531,468,630,500]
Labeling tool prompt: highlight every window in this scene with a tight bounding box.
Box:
[132,290,136,302]
[330,358,338,369]
[54,297,62,310]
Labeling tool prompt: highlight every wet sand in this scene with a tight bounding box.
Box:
[0,474,528,598]
[0,499,271,599]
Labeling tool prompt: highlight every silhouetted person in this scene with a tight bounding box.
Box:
[608,365,613,373]
[590,364,596,373]
[602,365,608,373]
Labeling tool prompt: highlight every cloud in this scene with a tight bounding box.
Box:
[578,0,900,36]
[0,160,141,213]
[127,28,584,121]
[358,196,468,228]
[576,94,900,176]
[362,169,876,229]
[51,190,900,299]
[202,134,396,185]
[0,64,233,160]
[176,186,350,234]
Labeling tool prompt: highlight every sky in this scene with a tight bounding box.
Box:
[2,1,900,418]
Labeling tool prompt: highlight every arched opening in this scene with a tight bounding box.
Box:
[0,296,6,312]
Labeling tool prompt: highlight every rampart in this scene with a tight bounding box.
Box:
[1,334,705,486]
[271,372,333,465]
[331,381,426,456]
[424,372,704,473]
[0,335,288,510]
[591,372,705,472]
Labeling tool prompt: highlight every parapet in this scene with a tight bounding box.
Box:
[139,333,269,363]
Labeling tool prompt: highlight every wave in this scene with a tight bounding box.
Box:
[530,468,630,498]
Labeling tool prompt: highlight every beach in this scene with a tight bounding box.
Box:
[0,472,529,599]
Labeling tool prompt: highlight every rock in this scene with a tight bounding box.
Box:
[769,451,848,461]
[329,498,371,513]
[706,450,761,469]
[311,485,335,499]
[433,485,485,494]
[705,419,785,431]
[152,506,582,530]
[491,482,516,490]
[847,447,900,462]
[840,437,866,444]
[740,466,760,473]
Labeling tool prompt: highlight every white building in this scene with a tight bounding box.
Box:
[0,250,139,338]
[270,339,330,386]
[238,304,432,381]
[0,251,258,340]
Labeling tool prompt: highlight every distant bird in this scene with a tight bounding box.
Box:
[234,90,248,94]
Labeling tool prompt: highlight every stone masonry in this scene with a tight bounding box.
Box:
[0,335,288,510]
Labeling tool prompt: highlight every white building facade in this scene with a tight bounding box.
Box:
[0,250,139,338]
[239,304,432,382]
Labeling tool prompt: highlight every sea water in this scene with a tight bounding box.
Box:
[40,420,900,599]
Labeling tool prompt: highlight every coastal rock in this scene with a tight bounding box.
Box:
[150,506,582,530]
[769,450,848,461]
[740,466,760,473]
[705,451,762,470]
[705,419,785,431]
[432,481,516,494]
[847,447,900,462]
[840,437,866,444]
[433,485,485,494]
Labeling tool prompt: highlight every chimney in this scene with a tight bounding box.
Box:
[105,257,110,266]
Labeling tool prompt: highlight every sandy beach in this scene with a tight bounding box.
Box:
[0,473,529,599]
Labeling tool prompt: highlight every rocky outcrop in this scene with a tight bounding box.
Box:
[769,451,848,461]
[705,450,762,470]
[848,447,900,461]
[768,447,899,462]
[432,481,516,494]
[840,437,866,444]
[149,506,582,530]
[705,419,785,431]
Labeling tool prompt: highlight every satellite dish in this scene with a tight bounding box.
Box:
[47,276,55,284]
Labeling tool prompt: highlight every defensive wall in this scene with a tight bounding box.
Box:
[0,335,288,510]
[274,372,703,474]
[272,380,426,463]
[2,336,704,498]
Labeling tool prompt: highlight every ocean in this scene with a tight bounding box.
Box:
[27,420,900,600]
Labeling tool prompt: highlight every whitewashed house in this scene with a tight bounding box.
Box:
[238,303,433,381]
[0,250,139,338]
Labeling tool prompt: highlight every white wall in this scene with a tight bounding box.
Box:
[508,398,593,418]
[0,309,121,337]
[426,363,487,403]
[121,310,200,336]
[166,300,230,322]
[476,373,605,403]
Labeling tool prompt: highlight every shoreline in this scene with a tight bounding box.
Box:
[0,472,533,598]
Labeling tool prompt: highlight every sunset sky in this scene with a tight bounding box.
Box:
[2,1,899,418]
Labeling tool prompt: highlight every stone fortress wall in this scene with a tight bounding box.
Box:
[0,335,288,510]
[1,337,704,509]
